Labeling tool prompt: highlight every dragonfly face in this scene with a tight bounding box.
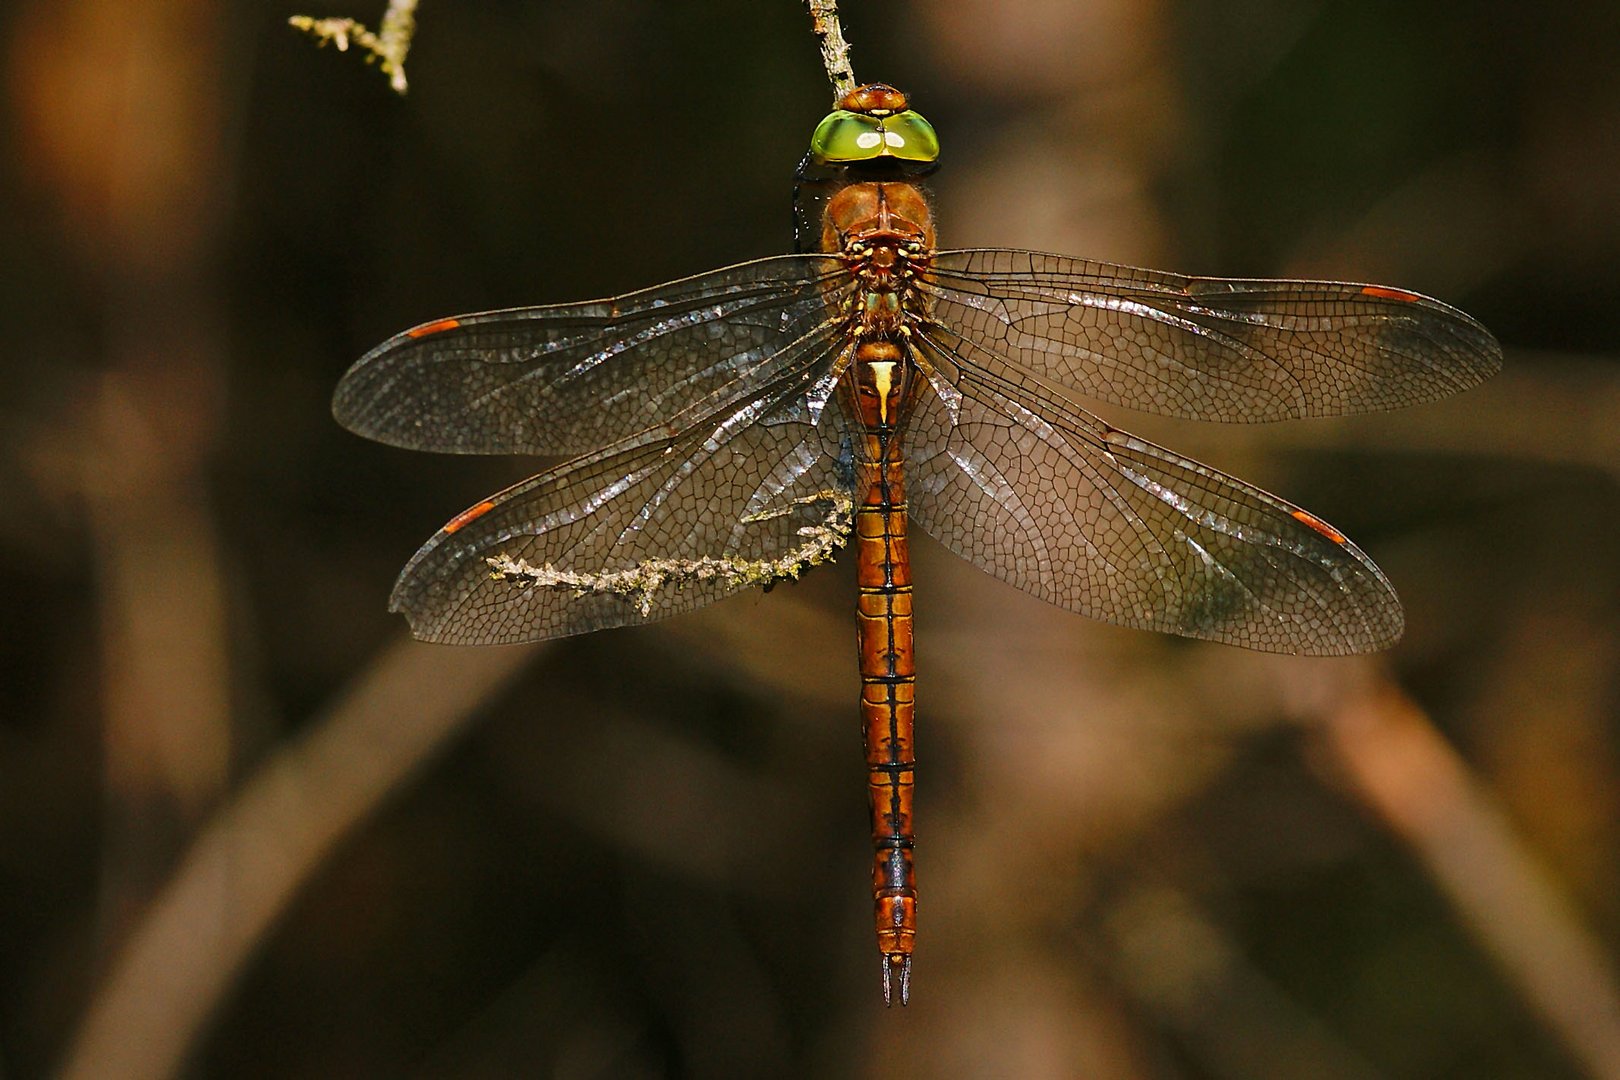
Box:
[333,82,1501,1006]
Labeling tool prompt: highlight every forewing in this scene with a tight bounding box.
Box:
[390,336,857,644]
[925,249,1501,422]
[334,255,847,454]
[905,326,1402,654]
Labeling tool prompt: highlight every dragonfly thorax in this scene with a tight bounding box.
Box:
[822,181,935,256]
[825,181,935,341]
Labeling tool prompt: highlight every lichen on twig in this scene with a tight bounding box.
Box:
[289,0,418,94]
[806,0,857,100]
[486,490,855,617]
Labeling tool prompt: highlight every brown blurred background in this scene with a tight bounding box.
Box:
[4,1,1620,1077]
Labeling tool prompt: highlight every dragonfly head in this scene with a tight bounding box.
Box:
[809,84,940,170]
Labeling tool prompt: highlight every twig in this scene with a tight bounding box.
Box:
[1316,680,1620,1079]
[289,0,418,94]
[806,0,856,100]
[57,639,542,1080]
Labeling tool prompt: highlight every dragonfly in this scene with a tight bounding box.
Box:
[333,83,1501,1006]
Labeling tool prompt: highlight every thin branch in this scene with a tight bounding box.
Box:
[57,639,541,1080]
[1316,679,1620,1079]
[806,0,856,100]
[290,0,418,94]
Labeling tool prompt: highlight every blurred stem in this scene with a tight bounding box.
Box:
[58,639,541,1080]
[806,0,856,100]
[1317,680,1620,1079]
[11,0,237,964]
[85,372,232,931]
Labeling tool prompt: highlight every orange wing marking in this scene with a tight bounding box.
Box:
[408,317,462,339]
[443,500,497,534]
[1360,285,1420,303]
[1290,508,1347,545]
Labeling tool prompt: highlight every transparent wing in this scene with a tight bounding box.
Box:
[925,249,1502,422]
[905,325,1401,655]
[389,333,857,644]
[334,255,847,454]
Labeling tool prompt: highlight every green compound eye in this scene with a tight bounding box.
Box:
[880,111,940,163]
[810,108,940,165]
[810,110,885,163]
